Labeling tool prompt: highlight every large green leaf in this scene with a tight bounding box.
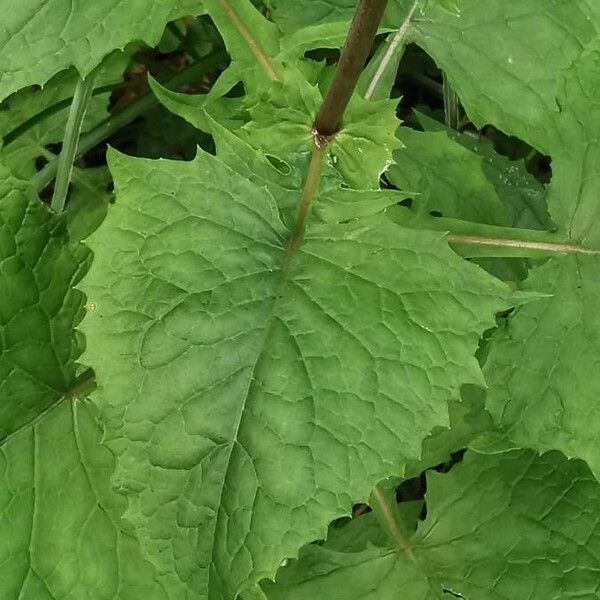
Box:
[0,174,166,599]
[263,449,600,599]
[280,0,600,475]
[80,134,509,598]
[0,399,170,600]
[478,41,600,475]
[0,170,88,436]
[0,0,198,101]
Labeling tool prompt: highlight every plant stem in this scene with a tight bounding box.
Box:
[314,0,390,135]
[364,0,418,100]
[167,21,202,61]
[67,368,97,399]
[32,49,227,193]
[217,0,280,81]
[443,74,460,130]
[3,83,127,147]
[371,484,414,558]
[284,137,327,261]
[50,72,98,212]
[447,234,600,256]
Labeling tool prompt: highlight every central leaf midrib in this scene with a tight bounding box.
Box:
[206,152,327,599]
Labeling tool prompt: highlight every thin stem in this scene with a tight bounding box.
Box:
[217,0,280,81]
[314,0,390,135]
[284,136,328,262]
[66,368,97,399]
[168,21,202,61]
[364,0,418,100]
[447,234,600,256]
[32,49,227,192]
[3,83,126,146]
[371,484,414,558]
[51,72,98,213]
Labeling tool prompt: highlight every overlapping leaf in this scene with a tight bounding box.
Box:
[0,171,88,435]
[80,122,510,598]
[0,0,203,101]
[0,173,166,599]
[426,22,600,475]
[269,0,600,477]
[263,449,600,599]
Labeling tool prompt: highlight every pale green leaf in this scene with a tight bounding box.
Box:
[388,128,509,225]
[264,449,600,599]
[413,111,551,231]
[80,143,509,599]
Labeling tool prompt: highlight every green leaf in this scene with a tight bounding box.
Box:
[152,68,400,190]
[406,113,555,230]
[268,0,413,35]
[80,142,509,599]
[406,0,600,154]
[0,171,168,598]
[263,449,600,599]
[202,0,283,96]
[387,120,551,281]
[483,39,600,476]
[0,397,171,599]
[0,170,89,438]
[0,0,192,101]
[404,387,491,478]
[388,128,509,225]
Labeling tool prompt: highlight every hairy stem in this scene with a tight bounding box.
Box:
[32,49,227,192]
[314,0,390,135]
[371,484,414,558]
[364,0,418,100]
[50,72,98,212]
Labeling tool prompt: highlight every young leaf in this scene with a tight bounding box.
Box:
[80,141,510,599]
[263,449,600,599]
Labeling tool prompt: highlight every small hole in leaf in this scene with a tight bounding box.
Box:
[266,155,291,175]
